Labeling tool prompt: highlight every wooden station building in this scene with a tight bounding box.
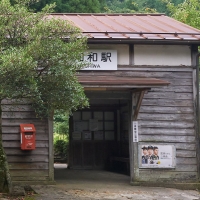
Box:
[2,13,200,187]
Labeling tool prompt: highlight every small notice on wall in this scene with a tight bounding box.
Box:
[82,131,92,140]
[133,121,138,142]
[139,144,176,168]
[72,132,81,140]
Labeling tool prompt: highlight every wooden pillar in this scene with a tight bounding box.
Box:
[48,115,54,181]
[129,90,146,183]
[191,45,200,179]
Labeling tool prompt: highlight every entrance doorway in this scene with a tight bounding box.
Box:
[69,93,130,175]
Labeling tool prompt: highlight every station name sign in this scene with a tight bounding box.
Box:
[81,50,117,70]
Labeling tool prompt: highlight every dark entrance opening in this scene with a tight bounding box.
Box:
[68,91,131,175]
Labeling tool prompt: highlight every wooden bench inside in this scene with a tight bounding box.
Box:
[110,157,130,174]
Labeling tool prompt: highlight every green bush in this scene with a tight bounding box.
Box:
[54,140,68,159]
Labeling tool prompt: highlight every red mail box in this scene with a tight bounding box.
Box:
[20,124,36,150]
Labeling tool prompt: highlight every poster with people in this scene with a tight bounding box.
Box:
[139,144,176,168]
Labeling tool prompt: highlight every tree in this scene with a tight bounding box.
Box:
[0,0,89,192]
[105,0,139,13]
[165,0,200,29]
[20,0,102,13]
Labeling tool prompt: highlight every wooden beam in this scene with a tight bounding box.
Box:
[133,91,145,120]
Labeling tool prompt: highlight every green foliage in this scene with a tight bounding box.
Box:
[104,0,185,14]
[0,0,89,117]
[18,0,103,13]
[54,140,68,159]
[0,0,89,191]
[54,110,69,142]
[165,0,200,29]
[105,0,139,13]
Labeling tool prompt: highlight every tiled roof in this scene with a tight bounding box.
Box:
[48,13,200,42]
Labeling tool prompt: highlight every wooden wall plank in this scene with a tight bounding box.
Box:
[117,66,193,72]
[2,126,47,134]
[80,69,193,78]
[138,127,194,135]
[151,86,193,93]
[139,135,195,142]
[177,157,197,165]
[144,92,193,100]
[176,150,196,158]
[138,113,194,121]
[2,112,37,119]
[4,148,48,155]
[2,134,48,141]
[10,170,49,177]
[140,106,194,114]
[3,141,49,148]
[7,155,49,163]
[2,119,47,126]
[138,121,194,128]
[141,99,192,107]
[8,163,49,170]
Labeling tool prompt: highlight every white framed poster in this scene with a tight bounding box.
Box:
[139,144,176,168]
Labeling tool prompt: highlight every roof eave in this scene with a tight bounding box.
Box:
[87,38,200,45]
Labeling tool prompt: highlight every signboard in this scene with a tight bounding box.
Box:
[81,50,117,70]
[72,132,81,140]
[133,121,138,142]
[82,131,92,140]
[139,144,176,168]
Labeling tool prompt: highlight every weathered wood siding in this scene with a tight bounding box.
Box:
[133,66,196,182]
[1,100,51,182]
[79,66,197,182]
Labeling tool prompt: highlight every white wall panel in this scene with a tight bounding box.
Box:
[134,45,191,66]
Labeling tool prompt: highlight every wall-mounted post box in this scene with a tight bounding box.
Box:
[20,124,36,150]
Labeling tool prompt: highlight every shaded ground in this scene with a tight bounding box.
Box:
[1,164,200,200]
[32,164,200,200]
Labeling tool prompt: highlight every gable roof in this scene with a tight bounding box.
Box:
[49,13,200,44]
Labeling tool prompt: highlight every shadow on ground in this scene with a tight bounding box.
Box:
[30,164,200,200]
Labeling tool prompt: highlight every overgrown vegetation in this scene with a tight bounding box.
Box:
[10,0,185,14]
[53,110,69,162]
[0,0,88,192]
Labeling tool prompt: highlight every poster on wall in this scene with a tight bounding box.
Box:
[82,131,92,140]
[139,144,176,168]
